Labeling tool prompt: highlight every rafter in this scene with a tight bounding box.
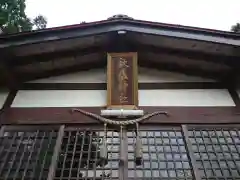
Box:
[129,42,239,67]
[7,45,107,66]
[15,60,106,84]
[139,59,229,80]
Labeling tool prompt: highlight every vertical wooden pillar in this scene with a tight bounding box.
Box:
[107,52,138,109]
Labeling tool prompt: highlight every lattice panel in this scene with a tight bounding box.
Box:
[188,127,240,180]
[127,127,193,179]
[54,128,119,180]
[0,126,58,180]
[1,125,240,180]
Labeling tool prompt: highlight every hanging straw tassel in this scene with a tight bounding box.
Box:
[134,123,143,166]
[99,123,108,166]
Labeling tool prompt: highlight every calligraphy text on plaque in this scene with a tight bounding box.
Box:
[107,52,138,109]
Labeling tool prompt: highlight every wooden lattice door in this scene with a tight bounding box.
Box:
[0,125,240,180]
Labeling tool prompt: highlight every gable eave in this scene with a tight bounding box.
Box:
[1,24,239,67]
[1,19,240,49]
[0,19,240,88]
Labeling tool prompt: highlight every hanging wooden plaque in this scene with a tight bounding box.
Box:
[107,52,138,109]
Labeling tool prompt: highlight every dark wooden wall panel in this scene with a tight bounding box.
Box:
[0,89,17,125]
[2,106,240,125]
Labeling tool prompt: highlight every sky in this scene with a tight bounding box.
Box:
[25,0,240,31]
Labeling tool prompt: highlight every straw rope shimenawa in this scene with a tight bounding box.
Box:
[71,108,169,166]
[71,108,169,126]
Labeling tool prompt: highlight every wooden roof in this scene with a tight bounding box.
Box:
[0,15,240,88]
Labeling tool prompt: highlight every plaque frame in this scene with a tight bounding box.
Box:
[107,52,138,110]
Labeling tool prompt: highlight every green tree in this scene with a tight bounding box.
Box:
[231,23,240,33]
[0,0,47,34]
[33,15,47,30]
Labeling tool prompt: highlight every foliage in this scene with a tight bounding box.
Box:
[231,23,240,33]
[0,0,47,34]
[33,15,47,29]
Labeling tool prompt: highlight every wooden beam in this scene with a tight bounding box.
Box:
[0,50,20,88]
[8,40,237,69]
[129,41,239,67]
[2,106,240,125]
[19,82,226,90]
[139,59,229,80]
[181,125,201,180]
[13,59,226,85]
[0,89,17,125]
[16,60,105,83]
[8,46,107,66]
[228,88,240,107]
[0,62,19,88]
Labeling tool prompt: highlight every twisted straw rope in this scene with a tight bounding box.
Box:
[71,108,169,126]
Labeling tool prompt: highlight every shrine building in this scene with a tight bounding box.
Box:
[0,15,240,180]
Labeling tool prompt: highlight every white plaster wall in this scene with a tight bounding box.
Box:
[12,90,106,107]
[28,68,215,83]
[12,89,234,107]
[139,89,234,106]
[0,91,9,108]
